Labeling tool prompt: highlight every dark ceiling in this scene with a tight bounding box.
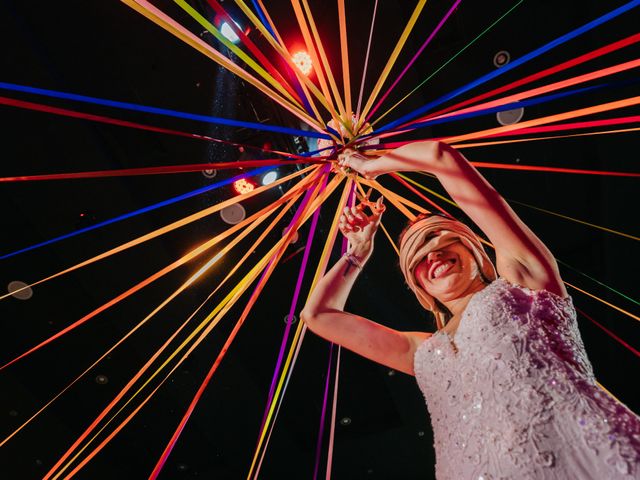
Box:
[1,0,638,479]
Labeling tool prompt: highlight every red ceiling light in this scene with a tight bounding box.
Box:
[232,178,256,195]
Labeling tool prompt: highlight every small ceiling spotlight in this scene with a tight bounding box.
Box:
[262,171,278,186]
[220,204,246,225]
[7,281,33,300]
[339,417,352,426]
[493,50,510,68]
[95,374,109,385]
[292,51,313,76]
[283,314,298,324]
[202,169,217,179]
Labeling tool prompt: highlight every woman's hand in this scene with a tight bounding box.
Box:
[339,196,385,261]
[337,149,382,179]
[337,142,443,179]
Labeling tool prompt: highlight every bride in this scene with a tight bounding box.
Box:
[301,141,640,479]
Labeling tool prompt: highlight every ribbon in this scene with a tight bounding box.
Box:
[0,184,305,448]
[258,172,328,433]
[0,159,321,183]
[120,0,325,132]
[470,162,640,178]
[290,0,343,125]
[405,60,640,129]
[338,0,352,115]
[45,173,342,479]
[376,0,640,133]
[0,167,314,297]
[0,82,329,138]
[148,170,332,479]
[356,0,379,118]
[420,32,640,123]
[0,169,321,373]
[0,95,303,158]
[367,0,462,120]
[247,179,353,479]
[174,0,303,107]
[232,0,327,124]
[356,0,428,131]
[373,0,524,125]
[0,165,283,259]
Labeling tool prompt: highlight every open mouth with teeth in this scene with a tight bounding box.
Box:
[429,258,457,280]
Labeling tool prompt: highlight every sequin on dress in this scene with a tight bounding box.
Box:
[413,278,640,479]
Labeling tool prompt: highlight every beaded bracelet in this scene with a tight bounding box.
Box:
[343,252,363,270]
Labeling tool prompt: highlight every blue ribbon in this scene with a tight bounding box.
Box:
[376,0,640,134]
[0,166,273,260]
[251,0,277,39]
[0,82,331,139]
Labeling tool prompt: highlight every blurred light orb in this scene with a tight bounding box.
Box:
[221,203,246,225]
[292,51,312,75]
[497,106,524,126]
[262,171,278,185]
[220,22,240,44]
[7,280,33,300]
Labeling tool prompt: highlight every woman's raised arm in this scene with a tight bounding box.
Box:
[339,142,567,297]
[301,199,429,375]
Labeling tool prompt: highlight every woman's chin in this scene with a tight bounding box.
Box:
[430,272,475,299]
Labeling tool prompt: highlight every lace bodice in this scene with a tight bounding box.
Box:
[414,278,640,479]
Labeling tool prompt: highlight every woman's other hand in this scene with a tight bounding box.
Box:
[339,195,385,260]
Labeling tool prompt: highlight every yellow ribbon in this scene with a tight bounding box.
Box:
[300,0,349,124]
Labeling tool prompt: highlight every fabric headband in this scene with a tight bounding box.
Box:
[399,216,497,316]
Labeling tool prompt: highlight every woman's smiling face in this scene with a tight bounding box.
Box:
[414,241,481,303]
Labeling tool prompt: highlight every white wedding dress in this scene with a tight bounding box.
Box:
[414,278,640,479]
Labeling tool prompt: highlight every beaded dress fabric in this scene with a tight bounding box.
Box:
[414,278,640,479]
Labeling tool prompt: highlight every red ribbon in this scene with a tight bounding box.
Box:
[470,162,640,177]
[0,159,321,182]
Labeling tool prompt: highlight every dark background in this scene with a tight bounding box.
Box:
[0,0,638,478]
